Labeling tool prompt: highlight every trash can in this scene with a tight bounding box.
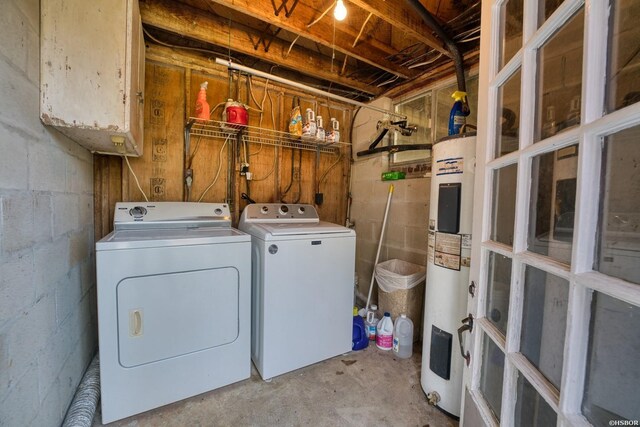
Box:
[376,259,426,342]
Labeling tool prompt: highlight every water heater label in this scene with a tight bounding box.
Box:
[434,232,462,271]
[435,157,464,176]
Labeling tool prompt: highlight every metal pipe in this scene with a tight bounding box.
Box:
[215,58,407,119]
[404,0,467,93]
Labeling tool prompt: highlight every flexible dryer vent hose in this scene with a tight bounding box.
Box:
[62,354,100,427]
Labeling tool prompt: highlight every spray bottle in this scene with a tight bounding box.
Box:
[448,91,470,135]
[195,82,210,121]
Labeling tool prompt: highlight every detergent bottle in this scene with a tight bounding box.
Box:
[352,307,368,351]
[448,90,470,135]
[195,82,210,121]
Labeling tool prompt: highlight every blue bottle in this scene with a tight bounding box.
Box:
[448,91,470,135]
[352,307,368,351]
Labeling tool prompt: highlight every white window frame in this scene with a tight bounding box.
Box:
[466,0,640,425]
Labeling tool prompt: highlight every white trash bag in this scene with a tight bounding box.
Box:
[375,259,426,293]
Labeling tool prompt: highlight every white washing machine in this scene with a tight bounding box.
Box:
[96,202,251,423]
[238,203,355,380]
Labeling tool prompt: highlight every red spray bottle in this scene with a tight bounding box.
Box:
[195,82,209,121]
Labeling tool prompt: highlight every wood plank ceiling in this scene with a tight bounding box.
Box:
[139,0,481,101]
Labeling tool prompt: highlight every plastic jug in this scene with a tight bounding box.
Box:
[376,312,394,351]
[302,108,317,139]
[365,304,379,341]
[315,115,326,143]
[352,307,368,351]
[392,314,414,359]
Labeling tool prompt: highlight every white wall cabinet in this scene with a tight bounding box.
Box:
[41,0,145,156]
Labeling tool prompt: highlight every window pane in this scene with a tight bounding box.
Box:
[527,144,578,264]
[534,9,584,142]
[582,293,640,425]
[480,334,505,421]
[487,252,512,336]
[597,125,640,284]
[500,0,524,69]
[606,0,640,112]
[434,75,479,142]
[521,266,569,389]
[490,164,517,246]
[393,93,431,164]
[514,373,558,426]
[495,69,521,158]
[538,0,565,26]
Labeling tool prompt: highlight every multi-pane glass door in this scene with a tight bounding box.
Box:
[466,0,640,425]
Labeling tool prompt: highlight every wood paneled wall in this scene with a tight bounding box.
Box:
[94,50,352,237]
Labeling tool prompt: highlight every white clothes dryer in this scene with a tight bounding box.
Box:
[238,203,355,380]
[96,202,251,423]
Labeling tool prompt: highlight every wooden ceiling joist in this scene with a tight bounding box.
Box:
[348,0,451,57]
[140,0,381,95]
[203,0,416,79]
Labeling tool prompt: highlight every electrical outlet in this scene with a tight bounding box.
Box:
[240,163,250,175]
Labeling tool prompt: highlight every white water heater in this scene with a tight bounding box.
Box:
[422,133,476,418]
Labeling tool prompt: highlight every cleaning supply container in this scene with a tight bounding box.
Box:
[302,108,317,140]
[222,99,248,131]
[195,82,210,121]
[376,312,394,351]
[393,314,414,359]
[365,304,379,341]
[448,90,470,135]
[352,307,368,351]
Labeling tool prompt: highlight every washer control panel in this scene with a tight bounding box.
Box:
[243,203,319,223]
[113,202,231,230]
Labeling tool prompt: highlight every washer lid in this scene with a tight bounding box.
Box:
[96,227,249,250]
[252,221,353,237]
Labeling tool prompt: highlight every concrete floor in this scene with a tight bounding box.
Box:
[93,345,458,427]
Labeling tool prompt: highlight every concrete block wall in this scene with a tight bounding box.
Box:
[0,1,97,426]
[350,98,430,304]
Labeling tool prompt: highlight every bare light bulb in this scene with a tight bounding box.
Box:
[334,0,347,21]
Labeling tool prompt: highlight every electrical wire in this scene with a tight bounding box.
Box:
[307,2,334,28]
[250,89,278,181]
[196,136,230,202]
[142,26,243,64]
[123,155,149,202]
[318,153,344,187]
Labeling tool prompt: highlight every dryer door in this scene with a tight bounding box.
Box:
[117,267,239,367]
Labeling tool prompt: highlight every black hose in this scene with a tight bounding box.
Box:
[404,0,467,94]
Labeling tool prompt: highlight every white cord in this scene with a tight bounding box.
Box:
[123,155,149,202]
[197,136,229,202]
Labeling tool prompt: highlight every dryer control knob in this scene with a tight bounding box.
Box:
[298,206,306,214]
[214,208,223,215]
[279,205,289,215]
[260,206,269,214]
[129,206,147,218]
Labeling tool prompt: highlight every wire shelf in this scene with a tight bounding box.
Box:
[188,118,347,154]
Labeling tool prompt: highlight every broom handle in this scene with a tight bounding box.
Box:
[365,184,394,313]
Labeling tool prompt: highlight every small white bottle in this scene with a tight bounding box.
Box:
[365,304,379,341]
[392,314,414,359]
[327,118,340,144]
[315,115,325,143]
